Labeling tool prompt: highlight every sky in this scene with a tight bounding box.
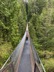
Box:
[24,0,28,3]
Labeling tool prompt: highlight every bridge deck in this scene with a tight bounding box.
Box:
[18,40,32,72]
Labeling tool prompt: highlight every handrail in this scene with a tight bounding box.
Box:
[0,56,11,71]
[40,60,46,72]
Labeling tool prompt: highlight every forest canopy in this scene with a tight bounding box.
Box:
[0,0,54,72]
[0,0,27,67]
[28,0,54,72]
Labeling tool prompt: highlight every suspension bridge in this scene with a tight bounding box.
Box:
[0,24,46,72]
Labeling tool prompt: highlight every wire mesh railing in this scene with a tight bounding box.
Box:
[30,39,46,72]
[0,32,26,72]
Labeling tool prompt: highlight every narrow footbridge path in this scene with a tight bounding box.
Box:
[0,24,46,72]
[18,40,31,72]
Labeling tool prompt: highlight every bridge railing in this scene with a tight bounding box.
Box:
[30,39,46,72]
[0,32,26,72]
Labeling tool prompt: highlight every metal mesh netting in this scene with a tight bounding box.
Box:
[0,32,26,72]
[30,39,46,72]
[1,62,14,72]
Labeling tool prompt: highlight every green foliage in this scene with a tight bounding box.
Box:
[42,58,54,72]
[0,0,26,67]
[37,46,54,72]
[0,0,26,46]
[28,0,54,49]
[28,0,54,72]
[0,42,13,68]
[0,0,54,71]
